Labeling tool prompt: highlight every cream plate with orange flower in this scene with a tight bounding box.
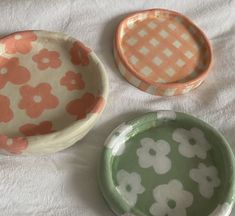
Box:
[0,30,108,155]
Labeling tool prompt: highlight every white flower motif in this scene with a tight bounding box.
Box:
[209,203,233,216]
[150,179,193,216]
[116,170,145,207]
[105,123,133,156]
[172,127,211,159]
[137,138,171,174]
[157,110,177,120]
[190,163,221,198]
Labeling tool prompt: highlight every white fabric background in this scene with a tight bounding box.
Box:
[0,0,235,215]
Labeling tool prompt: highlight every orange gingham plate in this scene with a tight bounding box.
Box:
[114,9,213,96]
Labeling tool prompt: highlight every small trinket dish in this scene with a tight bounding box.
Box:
[99,111,234,216]
[0,30,108,155]
[114,9,213,96]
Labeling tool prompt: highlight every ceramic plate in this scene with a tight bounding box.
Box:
[0,30,108,155]
[114,9,213,96]
[99,111,235,216]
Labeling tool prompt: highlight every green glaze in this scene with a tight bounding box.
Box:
[99,111,235,216]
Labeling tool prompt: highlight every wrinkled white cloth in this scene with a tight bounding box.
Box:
[0,0,235,215]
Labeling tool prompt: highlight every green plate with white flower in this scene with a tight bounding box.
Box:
[99,111,235,216]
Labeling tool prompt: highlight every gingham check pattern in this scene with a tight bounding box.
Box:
[114,46,202,96]
[121,12,208,85]
[115,11,209,96]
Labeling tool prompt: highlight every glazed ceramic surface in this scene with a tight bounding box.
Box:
[99,111,235,216]
[0,30,108,155]
[114,9,213,96]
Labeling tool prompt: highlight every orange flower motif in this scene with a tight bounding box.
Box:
[0,56,30,89]
[0,95,13,123]
[60,71,85,91]
[1,31,37,54]
[70,41,91,66]
[20,121,54,136]
[66,93,105,119]
[0,135,28,154]
[32,49,62,70]
[18,83,59,118]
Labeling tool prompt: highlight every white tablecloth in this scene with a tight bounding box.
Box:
[0,0,235,215]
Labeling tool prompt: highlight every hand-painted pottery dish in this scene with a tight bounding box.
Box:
[99,111,235,216]
[114,9,213,96]
[0,30,108,155]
